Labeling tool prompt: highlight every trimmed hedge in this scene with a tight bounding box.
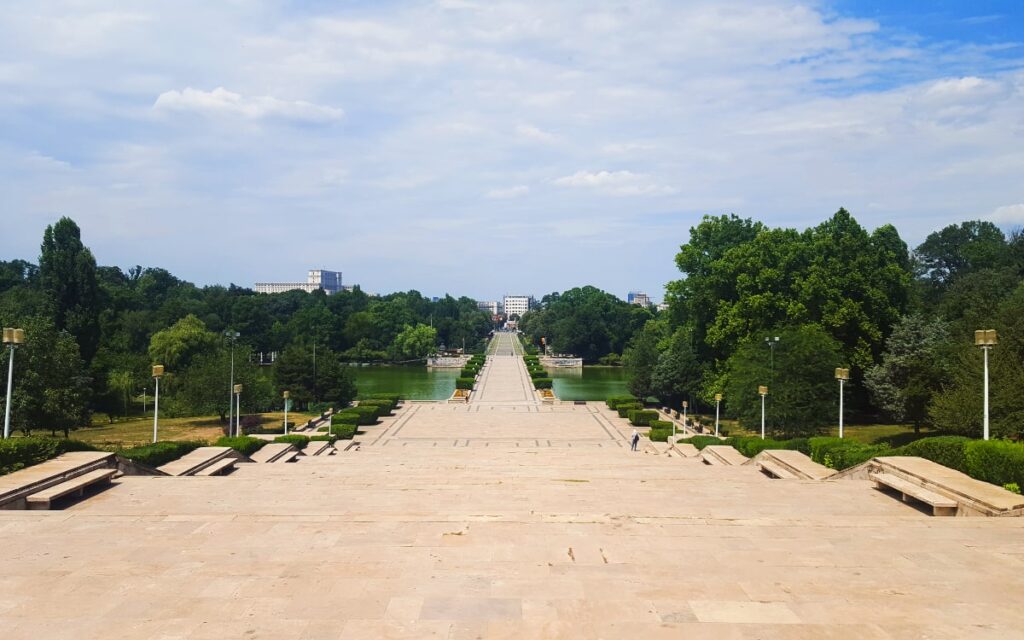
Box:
[116,441,203,468]
[460,368,479,378]
[533,378,553,390]
[649,427,672,442]
[343,405,381,425]
[681,435,725,450]
[897,436,971,473]
[456,377,476,390]
[357,399,394,416]
[529,369,547,379]
[628,409,659,427]
[214,436,269,457]
[274,434,310,450]
[310,434,338,444]
[616,402,643,418]
[649,420,673,429]
[606,396,638,410]
[332,412,360,426]
[0,437,98,476]
[330,424,357,440]
[962,440,1024,488]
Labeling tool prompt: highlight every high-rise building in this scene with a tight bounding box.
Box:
[255,269,344,295]
[477,300,499,315]
[627,291,650,307]
[503,295,533,319]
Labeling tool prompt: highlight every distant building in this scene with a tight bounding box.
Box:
[477,300,499,316]
[503,295,533,320]
[255,269,344,295]
[657,302,669,312]
[627,291,650,307]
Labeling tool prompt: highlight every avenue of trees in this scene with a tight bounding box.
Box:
[623,209,1024,438]
[0,217,492,434]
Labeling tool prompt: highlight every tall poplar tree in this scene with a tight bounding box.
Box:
[38,217,101,363]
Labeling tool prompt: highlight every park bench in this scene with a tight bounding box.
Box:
[194,458,236,476]
[757,459,797,480]
[25,468,117,510]
[870,472,957,516]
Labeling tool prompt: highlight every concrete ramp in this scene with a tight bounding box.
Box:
[670,442,700,458]
[250,443,299,464]
[303,440,334,457]
[700,445,748,466]
[158,447,239,476]
[746,450,837,480]
[865,456,1024,517]
[0,451,118,509]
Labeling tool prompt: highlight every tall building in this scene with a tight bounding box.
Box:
[503,295,533,319]
[255,269,344,295]
[476,300,499,315]
[627,291,650,307]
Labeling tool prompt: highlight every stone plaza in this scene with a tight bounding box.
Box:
[1,333,1023,638]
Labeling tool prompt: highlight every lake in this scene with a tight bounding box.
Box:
[548,366,629,401]
[353,365,458,400]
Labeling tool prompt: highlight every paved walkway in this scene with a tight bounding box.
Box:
[1,342,1023,638]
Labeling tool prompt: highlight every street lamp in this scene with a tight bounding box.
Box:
[975,329,998,441]
[682,400,689,432]
[283,390,290,436]
[758,385,768,440]
[233,384,243,437]
[714,393,722,437]
[3,327,25,439]
[152,365,164,443]
[835,368,850,439]
[225,330,239,435]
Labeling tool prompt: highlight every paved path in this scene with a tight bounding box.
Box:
[472,335,537,406]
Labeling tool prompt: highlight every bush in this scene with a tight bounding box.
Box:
[895,436,971,473]
[456,377,476,390]
[0,437,98,476]
[628,410,659,427]
[340,405,381,425]
[357,399,393,416]
[963,440,1024,489]
[214,436,269,457]
[681,435,723,450]
[307,402,333,415]
[332,412,360,425]
[533,378,553,390]
[606,396,638,410]
[648,428,672,442]
[649,420,673,429]
[274,434,310,450]
[310,434,337,444]
[116,441,203,468]
[727,436,810,458]
[362,392,401,405]
[330,424,357,440]
[460,368,479,378]
[617,402,643,418]
[529,369,547,379]
[808,437,889,470]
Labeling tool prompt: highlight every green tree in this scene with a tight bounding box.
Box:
[38,217,101,362]
[623,320,666,399]
[391,324,438,360]
[274,344,356,406]
[914,220,1008,296]
[107,370,134,419]
[864,315,951,432]
[148,314,220,370]
[722,324,842,437]
[650,329,704,408]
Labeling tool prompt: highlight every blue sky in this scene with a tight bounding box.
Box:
[1,1,1022,302]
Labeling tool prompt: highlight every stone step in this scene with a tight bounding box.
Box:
[194,458,237,476]
[25,468,118,510]
[250,443,299,463]
[158,447,235,476]
[0,452,118,509]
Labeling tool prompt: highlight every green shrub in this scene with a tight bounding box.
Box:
[727,436,810,458]
[274,434,310,450]
[628,409,659,427]
[649,420,673,430]
[346,405,381,424]
[617,402,643,418]
[309,434,337,444]
[1004,483,1021,494]
[0,437,98,476]
[331,424,357,440]
[332,412,360,425]
[648,427,672,442]
[681,435,723,450]
[460,368,479,378]
[529,369,547,379]
[214,436,269,457]
[307,402,333,415]
[808,437,888,470]
[963,440,1024,489]
[607,396,638,410]
[456,377,476,390]
[357,399,394,416]
[116,441,203,468]
[533,378,553,390]
[894,436,971,473]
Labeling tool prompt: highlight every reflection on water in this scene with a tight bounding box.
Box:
[548,366,629,401]
[353,365,458,401]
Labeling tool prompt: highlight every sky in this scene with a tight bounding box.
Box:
[1,1,1022,303]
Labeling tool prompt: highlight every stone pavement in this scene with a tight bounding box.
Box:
[1,344,1023,638]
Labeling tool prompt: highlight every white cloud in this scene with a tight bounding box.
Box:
[153,87,343,123]
[989,204,1024,224]
[516,123,557,143]
[486,185,529,199]
[553,170,676,196]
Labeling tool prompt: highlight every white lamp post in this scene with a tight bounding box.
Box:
[233,384,243,437]
[3,328,25,439]
[225,330,239,435]
[682,400,688,432]
[835,368,850,439]
[758,385,768,440]
[714,393,722,437]
[975,330,998,441]
[152,365,164,443]
[283,390,290,436]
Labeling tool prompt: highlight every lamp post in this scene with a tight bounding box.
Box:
[225,330,239,436]
[714,393,722,437]
[975,329,998,441]
[682,400,688,432]
[283,390,290,436]
[758,385,768,440]
[3,328,25,439]
[233,384,243,437]
[152,365,164,443]
[835,368,850,439]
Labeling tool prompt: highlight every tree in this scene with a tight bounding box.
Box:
[38,217,101,362]
[650,329,704,408]
[173,346,274,420]
[520,286,648,361]
[107,370,134,418]
[623,320,666,399]
[864,314,951,432]
[722,324,842,437]
[0,316,91,436]
[914,221,1008,298]
[148,314,220,370]
[391,324,437,360]
[274,343,356,407]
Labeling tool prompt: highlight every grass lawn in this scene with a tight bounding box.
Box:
[689,413,928,445]
[34,411,318,449]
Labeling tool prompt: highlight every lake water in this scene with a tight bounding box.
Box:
[548,366,629,401]
[353,365,459,400]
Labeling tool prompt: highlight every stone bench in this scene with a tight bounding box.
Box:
[194,458,236,476]
[0,452,118,510]
[303,440,334,457]
[158,447,237,476]
[26,468,117,510]
[870,472,957,516]
[700,445,749,466]
[250,443,299,463]
[757,459,797,480]
[746,450,837,481]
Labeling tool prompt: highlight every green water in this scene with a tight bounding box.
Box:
[353,365,458,400]
[549,366,629,401]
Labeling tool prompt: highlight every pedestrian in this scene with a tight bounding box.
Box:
[630,429,640,452]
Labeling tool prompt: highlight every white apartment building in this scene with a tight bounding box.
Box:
[503,295,533,319]
[476,300,499,316]
[255,269,344,295]
[627,291,650,307]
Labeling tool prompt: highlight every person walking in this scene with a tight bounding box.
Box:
[630,429,640,452]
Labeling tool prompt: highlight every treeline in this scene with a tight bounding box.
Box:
[0,217,492,434]
[624,209,1024,439]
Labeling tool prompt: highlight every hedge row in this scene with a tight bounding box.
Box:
[628,410,659,426]
[0,437,98,476]
[616,402,643,418]
[274,434,310,450]
[460,367,479,378]
[116,441,203,468]
[456,377,476,390]
[533,378,553,390]
[357,398,394,416]
[335,405,381,425]
[649,428,672,442]
[214,436,269,457]
[607,396,638,410]
[330,424,357,440]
